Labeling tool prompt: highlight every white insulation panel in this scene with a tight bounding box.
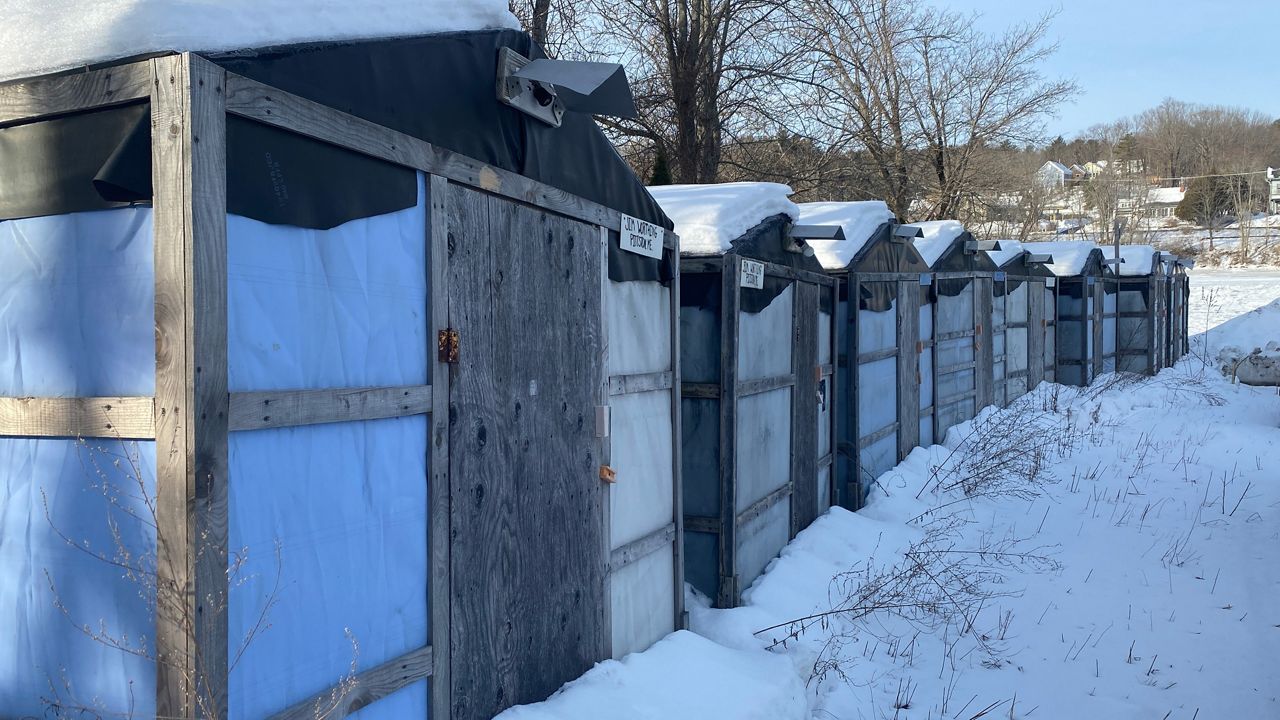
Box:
[0,439,157,717]
[610,549,676,658]
[858,357,897,438]
[608,391,675,549]
[736,497,790,597]
[735,388,793,513]
[228,416,428,719]
[226,177,428,392]
[857,301,897,353]
[0,209,155,396]
[737,284,794,381]
[607,279,672,376]
[0,208,158,714]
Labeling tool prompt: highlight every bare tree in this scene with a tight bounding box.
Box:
[797,0,1074,222]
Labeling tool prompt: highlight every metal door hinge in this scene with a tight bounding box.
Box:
[438,328,460,364]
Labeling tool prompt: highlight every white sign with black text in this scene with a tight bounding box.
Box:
[619,214,664,259]
[740,259,765,289]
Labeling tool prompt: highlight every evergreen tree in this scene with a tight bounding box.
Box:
[649,147,673,186]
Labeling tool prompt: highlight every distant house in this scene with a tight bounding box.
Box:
[1082,161,1108,177]
[1036,161,1072,189]
[1068,164,1087,182]
[1145,186,1185,218]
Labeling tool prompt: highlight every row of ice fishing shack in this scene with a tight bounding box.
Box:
[646,183,1192,612]
[0,22,1191,718]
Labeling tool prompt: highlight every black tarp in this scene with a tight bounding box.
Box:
[846,222,931,312]
[0,29,673,281]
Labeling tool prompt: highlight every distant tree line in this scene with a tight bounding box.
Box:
[507,0,1280,228]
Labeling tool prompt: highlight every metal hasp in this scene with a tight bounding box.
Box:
[438,328,460,364]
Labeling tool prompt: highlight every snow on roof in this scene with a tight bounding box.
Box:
[795,201,896,270]
[1026,240,1099,276]
[1042,161,1071,175]
[1147,186,1186,205]
[909,220,966,267]
[648,182,798,256]
[0,0,519,82]
[1116,245,1159,276]
[984,239,1026,268]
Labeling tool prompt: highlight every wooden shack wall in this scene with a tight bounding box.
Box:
[0,54,686,720]
[680,257,834,608]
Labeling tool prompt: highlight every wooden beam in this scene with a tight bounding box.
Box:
[857,422,898,450]
[735,482,793,529]
[151,53,229,718]
[607,371,674,397]
[427,174,452,720]
[223,72,629,232]
[666,255,687,629]
[716,258,741,608]
[735,373,796,398]
[0,396,154,439]
[684,515,720,534]
[267,645,433,720]
[609,523,677,573]
[856,347,898,364]
[0,61,152,127]
[228,385,430,431]
[680,382,720,399]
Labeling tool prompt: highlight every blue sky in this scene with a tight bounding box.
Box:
[945,0,1280,138]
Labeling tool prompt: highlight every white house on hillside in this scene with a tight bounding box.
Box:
[1145,186,1185,218]
[1036,161,1072,189]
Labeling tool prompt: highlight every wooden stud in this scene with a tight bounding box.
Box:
[0,61,152,127]
[427,174,452,720]
[790,280,820,534]
[668,242,687,630]
[606,371,674,397]
[150,53,229,718]
[896,280,920,459]
[716,256,741,608]
[735,373,796,398]
[228,385,431,431]
[608,523,677,573]
[0,396,154,439]
[267,645,433,720]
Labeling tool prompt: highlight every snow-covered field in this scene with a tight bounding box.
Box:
[500,271,1280,720]
[1188,269,1280,336]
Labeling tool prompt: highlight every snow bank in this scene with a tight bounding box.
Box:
[495,631,807,720]
[1028,240,1099,276]
[984,239,1025,268]
[1199,295,1280,383]
[796,201,896,270]
[0,0,519,82]
[909,219,966,267]
[648,183,798,256]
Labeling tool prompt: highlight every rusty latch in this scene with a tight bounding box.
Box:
[599,465,617,484]
[438,328,460,364]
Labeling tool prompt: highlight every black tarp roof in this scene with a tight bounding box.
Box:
[0,30,671,236]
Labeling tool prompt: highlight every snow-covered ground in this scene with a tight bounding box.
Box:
[1187,269,1280,336]
[500,273,1280,720]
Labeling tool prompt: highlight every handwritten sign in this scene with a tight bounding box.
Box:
[620,214,664,259]
[740,259,765,289]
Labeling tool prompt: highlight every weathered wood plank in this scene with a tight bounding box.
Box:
[609,523,677,573]
[735,481,793,529]
[717,259,741,608]
[223,72,622,231]
[0,61,151,127]
[761,262,838,286]
[668,254,687,629]
[684,515,720,534]
[427,174,452,720]
[680,382,720,399]
[227,385,430,431]
[447,187,606,719]
[735,373,796,398]
[896,280,920,460]
[857,422,898,449]
[936,361,978,375]
[856,347,898,364]
[0,396,154,439]
[267,645,433,720]
[151,53,229,718]
[607,371,674,397]
[790,281,820,534]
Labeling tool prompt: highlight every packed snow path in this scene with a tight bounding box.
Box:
[501,299,1280,719]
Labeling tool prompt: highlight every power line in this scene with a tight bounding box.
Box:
[1148,169,1267,183]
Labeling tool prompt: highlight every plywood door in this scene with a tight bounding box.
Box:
[445,186,606,720]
